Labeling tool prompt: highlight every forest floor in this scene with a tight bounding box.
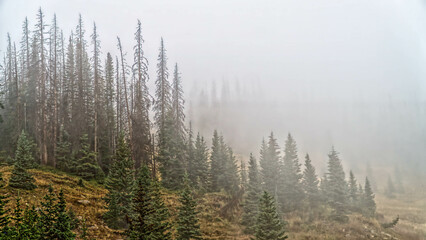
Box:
[0,166,425,240]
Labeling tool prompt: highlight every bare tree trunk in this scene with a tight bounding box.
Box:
[117,37,133,162]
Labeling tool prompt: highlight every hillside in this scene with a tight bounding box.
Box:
[0,166,425,240]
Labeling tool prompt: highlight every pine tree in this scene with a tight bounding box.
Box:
[149,179,173,240]
[9,161,36,190]
[153,38,175,189]
[254,191,287,240]
[240,159,247,189]
[326,147,348,222]
[241,153,261,234]
[53,189,75,239]
[104,134,135,229]
[279,133,304,212]
[0,193,10,235]
[189,132,209,190]
[14,130,36,169]
[132,19,151,169]
[348,170,358,210]
[75,134,104,181]
[260,134,280,197]
[209,130,222,192]
[176,175,202,240]
[223,147,240,194]
[38,186,57,239]
[302,154,320,210]
[362,177,376,218]
[127,165,172,240]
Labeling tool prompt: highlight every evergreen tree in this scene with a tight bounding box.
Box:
[260,134,280,197]
[14,130,36,169]
[53,189,75,239]
[240,159,247,189]
[9,161,36,190]
[176,175,202,240]
[127,165,172,240]
[75,134,104,181]
[241,153,261,234]
[190,132,209,190]
[0,193,10,235]
[104,134,135,229]
[326,147,348,222]
[254,191,287,240]
[127,166,153,239]
[223,147,240,194]
[348,170,358,209]
[302,154,320,210]
[38,186,57,239]
[149,179,173,240]
[132,19,151,169]
[209,130,222,192]
[279,133,304,212]
[362,177,376,218]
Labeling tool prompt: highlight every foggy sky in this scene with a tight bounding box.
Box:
[1,0,426,184]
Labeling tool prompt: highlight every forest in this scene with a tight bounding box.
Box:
[0,5,420,240]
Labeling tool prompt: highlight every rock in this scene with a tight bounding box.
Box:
[77,199,90,205]
[89,224,98,230]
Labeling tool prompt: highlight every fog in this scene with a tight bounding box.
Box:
[2,0,426,185]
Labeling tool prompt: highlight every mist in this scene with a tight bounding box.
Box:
[2,0,426,184]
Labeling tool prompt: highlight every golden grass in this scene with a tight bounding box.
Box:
[0,166,122,240]
[1,166,425,240]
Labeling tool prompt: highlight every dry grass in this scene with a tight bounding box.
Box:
[0,166,122,240]
[1,166,426,240]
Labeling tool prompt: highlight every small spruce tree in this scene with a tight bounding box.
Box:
[75,134,104,181]
[176,175,202,240]
[14,130,36,169]
[241,153,261,234]
[362,177,376,218]
[53,189,75,239]
[254,191,287,240]
[9,161,36,190]
[348,170,358,210]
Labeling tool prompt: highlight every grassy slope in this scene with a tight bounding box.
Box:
[1,166,425,240]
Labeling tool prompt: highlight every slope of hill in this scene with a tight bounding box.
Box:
[0,166,424,240]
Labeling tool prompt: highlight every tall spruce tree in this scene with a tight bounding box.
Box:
[279,133,304,212]
[260,133,280,197]
[254,191,287,240]
[302,154,320,210]
[209,130,222,192]
[326,147,348,222]
[127,165,172,240]
[132,19,151,169]
[176,175,202,240]
[104,134,135,229]
[241,153,261,234]
[153,38,177,189]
